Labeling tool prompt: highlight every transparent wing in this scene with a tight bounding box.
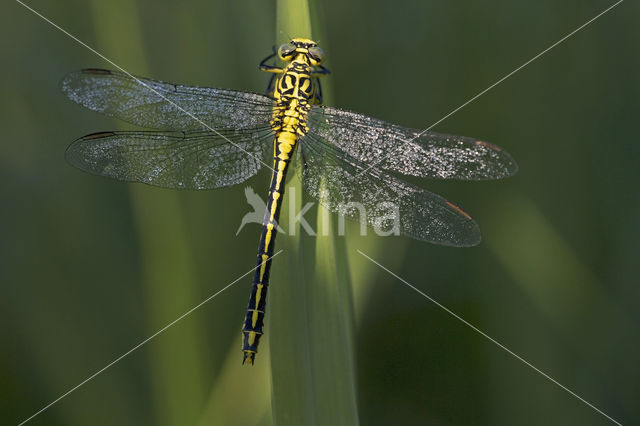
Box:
[61,69,274,130]
[307,106,518,180]
[65,127,273,189]
[299,133,481,246]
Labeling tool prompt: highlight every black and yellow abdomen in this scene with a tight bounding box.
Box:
[240,151,291,364]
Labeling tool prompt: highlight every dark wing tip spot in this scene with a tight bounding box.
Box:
[445,200,473,221]
[82,131,117,140]
[81,68,112,75]
[475,140,502,151]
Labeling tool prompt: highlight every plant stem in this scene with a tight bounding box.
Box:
[269,1,359,424]
[88,2,207,425]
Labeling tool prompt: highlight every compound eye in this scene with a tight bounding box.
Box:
[308,46,324,64]
[278,43,296,60]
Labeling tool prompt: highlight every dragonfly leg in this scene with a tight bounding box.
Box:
[310,66,330,104]
[265,73,277,98]
[259,46,283,74]
[311,65,331,76]
[311,78,323,104]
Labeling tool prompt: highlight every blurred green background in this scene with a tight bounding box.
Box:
[2,0,639,425]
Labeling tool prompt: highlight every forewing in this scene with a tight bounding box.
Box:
[307,106,518,180]
[300,134,481,246]
[61,69,274,130]
[66,127,273,189]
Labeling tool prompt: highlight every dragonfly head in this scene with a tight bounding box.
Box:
[278,38,324,67]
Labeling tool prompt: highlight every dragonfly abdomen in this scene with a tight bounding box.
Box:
[241,149,294,364]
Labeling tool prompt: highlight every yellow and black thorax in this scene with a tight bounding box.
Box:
[267,38,328,157]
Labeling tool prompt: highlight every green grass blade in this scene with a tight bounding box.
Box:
[276,0,312,41]
[269,2,360,424]
[88,2,208,425]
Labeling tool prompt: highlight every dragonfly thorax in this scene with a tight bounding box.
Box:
[269,57,315,139]
[276,65,314,101]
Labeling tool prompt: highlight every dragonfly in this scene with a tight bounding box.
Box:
[61,38,518,365]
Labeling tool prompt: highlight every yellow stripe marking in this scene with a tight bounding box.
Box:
[258,254,268,282]
[264,223,274,254]
[253,283,264,310]
[251,310,259,327]
[270,193,280,221]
